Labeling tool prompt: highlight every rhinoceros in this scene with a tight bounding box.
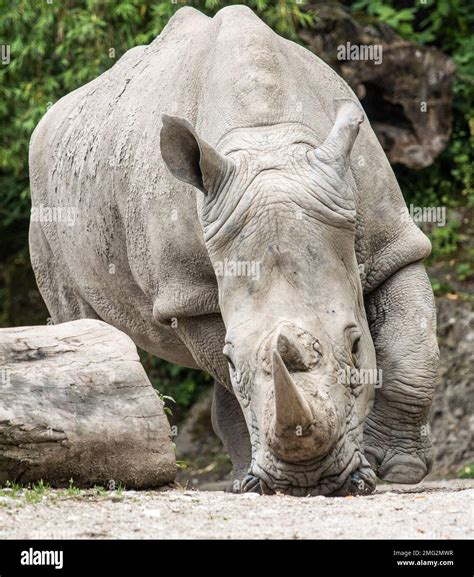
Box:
[29,6,439,496]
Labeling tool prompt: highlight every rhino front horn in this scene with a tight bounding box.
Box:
[268,350,339,463]
[312,98,364,176]
[272,349,314,436]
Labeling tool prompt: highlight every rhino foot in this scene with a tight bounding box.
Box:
[365,446,433,484]
[364,416,434,484]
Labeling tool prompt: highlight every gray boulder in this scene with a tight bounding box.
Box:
[429,298,474,476]
[0,319,176,488]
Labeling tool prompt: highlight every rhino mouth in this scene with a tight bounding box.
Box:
[247,450,376,497]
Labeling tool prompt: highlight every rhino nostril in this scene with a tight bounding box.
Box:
[223,343,236,371]
[225,354,236,371]
[241,474,261,493]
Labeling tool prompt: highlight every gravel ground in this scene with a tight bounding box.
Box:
[0,480,472,540]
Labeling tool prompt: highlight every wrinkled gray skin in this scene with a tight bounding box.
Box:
[29,6,439,496]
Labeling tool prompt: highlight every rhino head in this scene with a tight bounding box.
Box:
[161,99,377,496]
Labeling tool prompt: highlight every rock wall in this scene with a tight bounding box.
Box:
[429,297,473,477]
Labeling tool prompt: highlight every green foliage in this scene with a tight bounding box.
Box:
[455,261,472,282]
[24,479,50,504]
[352,0,416,35]
[458,463,474,479]
[66,478,82,496]
[141,349,212,410]
[0,479,51,505]
[0,480,22,498]
[93,485,108,497]
[156,391,176,416]
[429,220,462,258]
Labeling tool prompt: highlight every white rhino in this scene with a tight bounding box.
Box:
[29,6,439,496]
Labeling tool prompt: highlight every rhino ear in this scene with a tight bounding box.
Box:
[312,98,364,177]
[160,114,233,194]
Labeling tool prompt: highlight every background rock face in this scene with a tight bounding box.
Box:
[429,298,474,477]
[0,319,176,488]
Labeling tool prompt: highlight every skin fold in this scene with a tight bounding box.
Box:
[29,6,438,496]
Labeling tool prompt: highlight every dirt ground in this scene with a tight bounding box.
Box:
[0,480,472,539]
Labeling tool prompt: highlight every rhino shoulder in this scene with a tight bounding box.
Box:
[359,213,432,294]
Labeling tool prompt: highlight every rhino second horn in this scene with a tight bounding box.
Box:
[272,349,314,435]
[313,98,364,176]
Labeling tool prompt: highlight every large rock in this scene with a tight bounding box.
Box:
[0,319,176,488]
[429,298,474,477]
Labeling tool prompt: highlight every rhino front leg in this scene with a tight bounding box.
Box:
[364,261,439,483]
[173,315,257,491]
[211,382,258,492]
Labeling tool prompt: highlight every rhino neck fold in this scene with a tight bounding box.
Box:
[214,122,322,156]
